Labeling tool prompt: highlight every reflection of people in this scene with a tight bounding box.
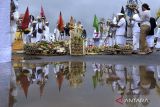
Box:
[92,63,101,72]
[131,65,140,94]
[139,65,157,95]
[115,64,126,94]
[9,68,17,107]
[138,65,158,106]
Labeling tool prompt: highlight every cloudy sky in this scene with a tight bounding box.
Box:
[18,0,160,34]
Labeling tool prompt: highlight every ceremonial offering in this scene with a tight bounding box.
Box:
[121,44,133,55]
[70,32,85,55]
[104,46,115,55]
[24,41,68,55]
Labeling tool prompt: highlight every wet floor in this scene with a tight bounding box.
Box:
[8,58,160,107]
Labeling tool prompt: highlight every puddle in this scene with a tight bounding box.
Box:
[9,61,160,107]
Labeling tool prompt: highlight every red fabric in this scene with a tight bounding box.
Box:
[21,7,30,30]
[58,12,64,32]
[40,6,45,18]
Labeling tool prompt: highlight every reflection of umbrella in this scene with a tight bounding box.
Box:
[121,6,125,14]
[19,73,30,98]
[56,71,64,92]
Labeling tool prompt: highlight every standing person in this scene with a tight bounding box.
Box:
[146,17,157,53]
[10,0,19,43]
[111,13,126,47]
[31,21,37,43]
[23,28,31,44]
[136,3,151,54]
[81,26,87,39]
[43,22,50,42]
[54,25,60,41]
[110,16,118,46]
[64,23,70,40]
[60,30,65,40]
[36,17,43,42]
[131,11,141,54]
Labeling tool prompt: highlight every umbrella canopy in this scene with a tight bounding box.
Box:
[40,5,46,18]
[21,7,30,30]
[19,73,30,98]
[93,15,99,32]
[58,12,64,32]
[56,71,64,92]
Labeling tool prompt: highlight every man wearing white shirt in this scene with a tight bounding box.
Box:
[43,22,50,42]
[111,13,126,47]
[54,25,60,41]
[36,17,43,42]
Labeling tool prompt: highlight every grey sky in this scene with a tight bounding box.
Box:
[18,0,160,34]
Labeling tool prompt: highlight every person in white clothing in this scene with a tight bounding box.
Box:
[43,22,50,42]
[131,12,141,53]
[111,13,126,47]
[54,26,60,41]
[23,28,31,44]
[110,16,118,46]
[30,21,37,43]
[36,17,44,42]
[135,3,151,54]
[155,26,160,49]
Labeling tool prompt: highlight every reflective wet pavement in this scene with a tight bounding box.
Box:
[7,57,160,107]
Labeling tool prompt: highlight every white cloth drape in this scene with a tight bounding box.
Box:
[0,0,11,63]
[133,33,140,50]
